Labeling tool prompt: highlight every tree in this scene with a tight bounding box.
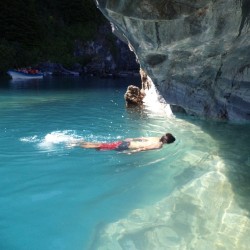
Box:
[0,0,43,46]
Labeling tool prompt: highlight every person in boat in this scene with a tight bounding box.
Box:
[72,133,175,153]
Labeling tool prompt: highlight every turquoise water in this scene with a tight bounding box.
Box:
[0,77,250,250]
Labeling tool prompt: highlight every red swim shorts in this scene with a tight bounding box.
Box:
[98,141,122,150]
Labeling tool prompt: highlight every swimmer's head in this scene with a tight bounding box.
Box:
[160,133,175,144]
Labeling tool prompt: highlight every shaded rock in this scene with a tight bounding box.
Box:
[73,24,139,76]
[37,62,80,76]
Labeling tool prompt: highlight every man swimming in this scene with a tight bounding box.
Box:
[73,133,175,153]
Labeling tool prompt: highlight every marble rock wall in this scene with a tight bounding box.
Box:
[95,0,250,121]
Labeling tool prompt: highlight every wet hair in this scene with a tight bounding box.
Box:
[160,133,175,144]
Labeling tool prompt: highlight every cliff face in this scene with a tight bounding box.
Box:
[95,0,250,121]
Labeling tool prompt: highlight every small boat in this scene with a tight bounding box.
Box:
[7,69,44,80]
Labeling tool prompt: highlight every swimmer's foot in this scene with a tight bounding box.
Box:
[66,139,83,148]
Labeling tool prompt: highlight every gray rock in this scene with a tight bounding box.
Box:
[96,0,250,121]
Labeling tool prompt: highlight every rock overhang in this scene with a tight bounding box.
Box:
[95,0,250,121]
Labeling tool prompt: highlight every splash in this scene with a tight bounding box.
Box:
[38,130,82,150]
[20,135,39,143]
[20,130,123,152]
[143,76,173,117]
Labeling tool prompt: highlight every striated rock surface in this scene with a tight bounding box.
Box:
[95,0,250,121]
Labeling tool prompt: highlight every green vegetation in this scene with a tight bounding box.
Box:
[0,0,106,72]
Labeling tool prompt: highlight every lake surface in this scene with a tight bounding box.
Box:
[0,76,250,250]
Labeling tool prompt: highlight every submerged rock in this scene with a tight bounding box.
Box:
[96,0,250,121]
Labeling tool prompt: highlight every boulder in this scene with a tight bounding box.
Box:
[124,85,145,107]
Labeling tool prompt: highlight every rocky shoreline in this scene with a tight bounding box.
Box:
[35,23,140,79]
[37,61,139,79]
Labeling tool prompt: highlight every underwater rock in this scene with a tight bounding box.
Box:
[96,0,250,121]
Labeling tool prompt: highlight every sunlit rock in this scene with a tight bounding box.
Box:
[95,0,250,121]
[124,85,145,107]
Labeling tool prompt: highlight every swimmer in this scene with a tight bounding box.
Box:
[72,133,175,153]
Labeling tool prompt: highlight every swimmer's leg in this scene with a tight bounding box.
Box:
[79,142,102,148]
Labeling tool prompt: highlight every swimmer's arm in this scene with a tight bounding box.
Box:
[127,144,162,154]
[124,137,147,142]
